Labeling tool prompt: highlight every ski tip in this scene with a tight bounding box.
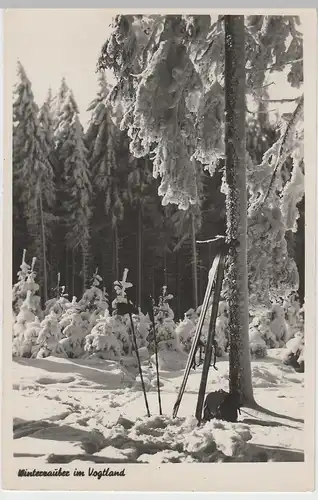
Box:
[172,405,178,419]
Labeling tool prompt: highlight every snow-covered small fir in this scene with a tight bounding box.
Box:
[12,251,41,319]
[12,291,40,358]
[35,311,64,359]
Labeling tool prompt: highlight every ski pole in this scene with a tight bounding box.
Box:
[195,253,225,425]
[150,296,163,415]
[128,312,151,418]
[172,253,221,419]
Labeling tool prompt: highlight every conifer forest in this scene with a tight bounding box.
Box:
[11,14,307,468]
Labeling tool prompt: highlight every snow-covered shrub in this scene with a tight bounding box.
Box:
[44,295,72,319]
[282,307,304,372]
[85,269,140,359]
[44,273,72,318]
[249,323,267,358]
[175,308,197,353]
[131,309,151,349]
[187,298,228,358]
[249,309,277,349]
[283,294,302,338]
[249,302,289,352]
[270,303,289,346]
[152,286,178,351]
[282,331,304,372]
[12,290,40,357]
[12,251,42,319]
[78,268,109,329]
[214,300,229,356]
[35,311,64,358]
[58,304,88,358]
[12,249,30,315]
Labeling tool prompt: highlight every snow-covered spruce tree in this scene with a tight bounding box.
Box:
[52,77,69,128]
[58,298,88,358]
[151,286,178,351]
[12,249,32,315]
[44,273,72,319]
[12,289,41,358]
[111,272,135,355]
[12,252,42,319]
[175,308,198,353]
[54,89,92,294]
[50,78,70,291]
[171,203,203,310]
[126,155,155,308]
[85,269,153,360]
[13,62,55,303]
[246,100,303,356]
[78,268,109,329]
[282,307,304,372]
[34,310,64,359]
[85,71,125,284]
[99,14,303,402]
[84,309,123,360]
[38,88,60,294]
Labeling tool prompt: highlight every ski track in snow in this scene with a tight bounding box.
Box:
[12,350,304,465]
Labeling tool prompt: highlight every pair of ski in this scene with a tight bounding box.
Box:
[116,293,162,419]
[172,247,226,425]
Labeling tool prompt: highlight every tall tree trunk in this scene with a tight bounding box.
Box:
[224,15,254,403]
[71,248,75,298]
[191,211,198,310]
[152,267,155,299]
[163,249,168,286]
[65,248,69,295]
[82,243,88,294]
[176,250,181,320]
[199,259,205,307]
[137,204,143,307]
[39,193,48,304]
[113,225,119,281]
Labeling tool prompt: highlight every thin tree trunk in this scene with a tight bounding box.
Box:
[152,268,155,299]
[191,211,198,310]
[137,204,143,307]
[65,248,69,295]
[224,15,254,403]
[71,248,75,298]
[164,250,168,286]
[176,250,181,320]
[47,241,52,299]
[82,244,87,294]
[39,193,48,304]
[199,260,205,308]
[113,225,119,281]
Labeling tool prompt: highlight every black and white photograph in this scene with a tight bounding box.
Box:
[2,8,316,492]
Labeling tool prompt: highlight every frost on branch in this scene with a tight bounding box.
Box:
[131,38,201,209]
[192,82,225,174]
[246,97,303,311]
[281,122,304,232]
[245,16,303,91]
[247,204,299,309]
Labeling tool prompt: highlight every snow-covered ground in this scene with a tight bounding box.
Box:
[12,349,304,465]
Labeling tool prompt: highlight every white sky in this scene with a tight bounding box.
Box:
[9,9,113,126]
[8,10,302,127]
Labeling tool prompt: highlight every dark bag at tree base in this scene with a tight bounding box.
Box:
[203,389,241,423]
